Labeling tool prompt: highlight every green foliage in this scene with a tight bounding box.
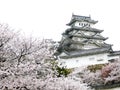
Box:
[87,64,105,72]
[56,66,72,77]
[51,61,72,77]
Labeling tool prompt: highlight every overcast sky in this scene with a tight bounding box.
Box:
[0,0,120,50]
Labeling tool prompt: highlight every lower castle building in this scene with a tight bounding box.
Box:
[55,14,120,68]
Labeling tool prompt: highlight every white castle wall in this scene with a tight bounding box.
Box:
[58,53,120,68]
[58,53,109,68]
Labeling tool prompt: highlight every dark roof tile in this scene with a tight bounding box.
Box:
[60,46,112,59]
[67,14,98,25]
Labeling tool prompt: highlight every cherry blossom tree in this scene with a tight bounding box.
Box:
[0,23,90,90]
[102,59,120,85]
[75,59,120,90]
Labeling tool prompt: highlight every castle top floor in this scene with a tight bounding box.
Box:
[67,14,98,27]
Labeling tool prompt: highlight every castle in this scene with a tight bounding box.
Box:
[55,14,120,68]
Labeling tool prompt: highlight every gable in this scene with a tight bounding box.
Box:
[83,43,99,49]
[59,52,68,57]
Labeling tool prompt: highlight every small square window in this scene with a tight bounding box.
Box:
[97,59,103,61]
[76,60,79,62]
[89,57,95,60]
[81,23,83,26]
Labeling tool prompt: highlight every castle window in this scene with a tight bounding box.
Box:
[81,23,83,26]
[61,62,66,64]
[97,59,103,61]
[76,60,79,62]
[89,24,90,27]
[89,57,95,61]
[86,23,88,26]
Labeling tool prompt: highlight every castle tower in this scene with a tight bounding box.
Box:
[55,14,120,68]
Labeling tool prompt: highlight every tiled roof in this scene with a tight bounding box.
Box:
[108,51,120,56]
[67,14,98,25]
[62,27,103,36]
[73,34,108,40]
[60,46,112,59]
[72,26,103,33]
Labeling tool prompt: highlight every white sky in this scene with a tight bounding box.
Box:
[0,0,120,50]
